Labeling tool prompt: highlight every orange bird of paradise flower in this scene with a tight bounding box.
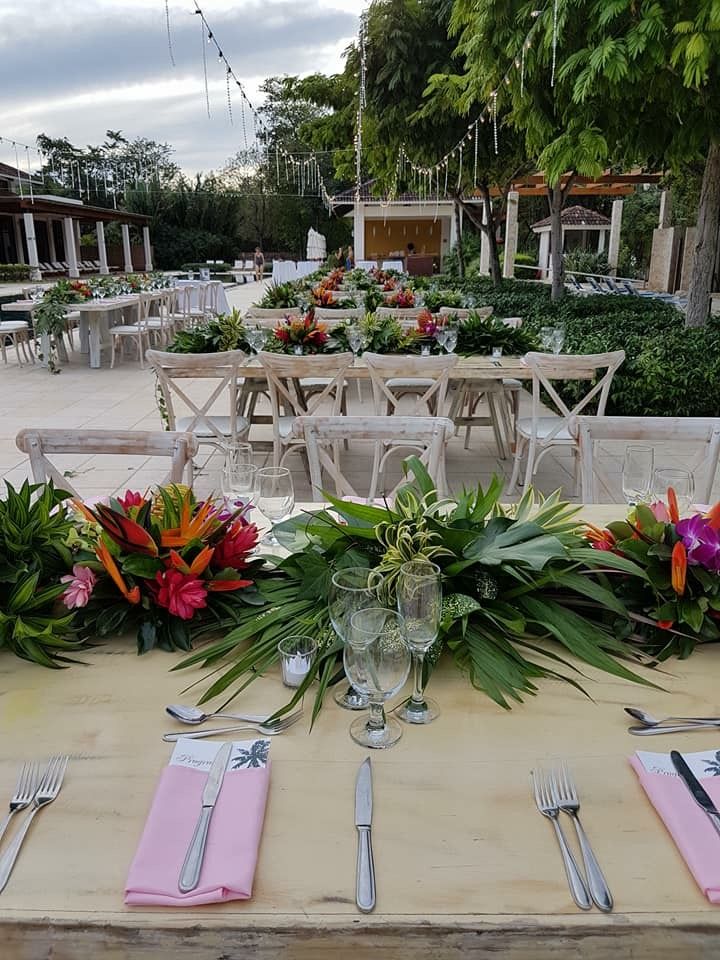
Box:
[671,541,687,595]
[160,498,218,548]
[96,542,141,604]
[667,487,680,524]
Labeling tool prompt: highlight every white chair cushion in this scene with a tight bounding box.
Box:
[177,415,250,438]
[502,378,522,389]
[386,378,435,389]
[0,322,28,332]
[111,325,144,334]
[516,417,573,442]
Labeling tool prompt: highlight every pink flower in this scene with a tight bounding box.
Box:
[117,490,144,512]
[649,501,670,522]
[154,569,207,620]
[60,564,97,608]
[213,520,259,570]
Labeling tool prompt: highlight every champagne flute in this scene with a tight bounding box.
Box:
[344,608,411,748]
[622,446,654,506]
[255,466,294,547]
[651,468,695,516]
[395,560,442,724]
[328,567,380,710]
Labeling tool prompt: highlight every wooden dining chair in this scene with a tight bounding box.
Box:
[314,306,365,321]
[146,349,250,453]
[438,306,494,320]
[16,429,199,496]
[375,306,424,322]
[571,416,720,504]
[507,350,625,494]
[257,351,354,467]
[295,415,454,502]
[110,293,153,368]
[363,352,458,418]
[244,307,302,321]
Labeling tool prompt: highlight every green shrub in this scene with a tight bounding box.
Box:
[456,314,539,356]
[563,249,609,275]
[422,289,464,312]
[256,282,300,309]
[0,263,31,282]
[167,310,249,353]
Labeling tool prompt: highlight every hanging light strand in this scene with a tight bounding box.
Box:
[164,0,176,67]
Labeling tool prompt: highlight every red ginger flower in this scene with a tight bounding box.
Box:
[213,520,259,570]
[154,569,207,620]
[585,523,616,552]
[117,490,144,511]
[671,540,687,595]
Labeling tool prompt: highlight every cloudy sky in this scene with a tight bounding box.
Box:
[0,0,362,175]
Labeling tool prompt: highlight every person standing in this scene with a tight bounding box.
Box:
[254,246,265,281]
[345,245,354,271]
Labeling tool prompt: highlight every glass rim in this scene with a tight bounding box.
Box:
[277,634,317,655]
[399,559,441,579]
[349,606,404,636]
[256,466,292,478]
[331,566,380,590]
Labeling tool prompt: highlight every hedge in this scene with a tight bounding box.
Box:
[0,264,31,282]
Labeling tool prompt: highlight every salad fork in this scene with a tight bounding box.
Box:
[0,755,69,893]
[531,767,591,910]
[551,762,613,912]
[0,762,40,846]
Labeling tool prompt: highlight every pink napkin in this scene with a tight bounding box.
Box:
[630,756,720,903]
[125,755,270,906]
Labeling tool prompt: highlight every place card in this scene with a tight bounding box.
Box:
[636,747,720,778]
[170,737,270,771]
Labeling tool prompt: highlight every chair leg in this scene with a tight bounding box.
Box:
[507,436,526,494]
[487,393,507,460]
[523,438,537,489]
[1,336,7,364]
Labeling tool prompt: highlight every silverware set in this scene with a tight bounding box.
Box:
[0,755,68,893]
[162,707,303,741]
[531,762,612,912]
[626,705,720,736]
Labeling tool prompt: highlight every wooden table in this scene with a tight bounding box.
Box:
[2,504,719,959]
[239,354,535,382]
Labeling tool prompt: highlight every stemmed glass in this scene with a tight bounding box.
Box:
[540,326,555,351]
[344,608,411,748]
[222,462,257,510]
[622,446,654,506]
[328,567,381,710]
[434,326,448,350]
[651,468,695,515]
[255,466,294,547]
[550,326,565,355]
[395,560,442,724]
[443,326,458,354]
[245,327,267,354]
[347,325,364,358]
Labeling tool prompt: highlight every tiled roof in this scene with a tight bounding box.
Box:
[531,205,611,229]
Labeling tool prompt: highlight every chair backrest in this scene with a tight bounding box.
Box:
[146,348,248,444]
[439,306,494,320]
[295,415,454,502]
[500,316,522,329]
[245,307,302,320]
[363,352,458,417]
[257,351,354,443]
[314,306,365,321]
[206,280,223,314]
[375,306,424,320]
[571,415,720,503]
[15,429,199,497]
[523,351,625,446]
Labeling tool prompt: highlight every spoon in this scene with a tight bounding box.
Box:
[162,711,302,742]
[625,707,720,727]
[166,704,270,725]
[629,722,720,736]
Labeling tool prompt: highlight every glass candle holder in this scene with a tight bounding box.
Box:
[492,346,503,359]
[278,635,317,687]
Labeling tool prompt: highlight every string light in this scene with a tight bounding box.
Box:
[199,17,211,118]
[164,0,175,67]
[551,0,559,86]
[225,68,233,125]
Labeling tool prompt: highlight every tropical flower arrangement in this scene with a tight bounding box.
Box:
[176,460,655,724]
[415,308,440,339]
[273,313,329,353]
[385,288,415,308]
[68,485,262,654]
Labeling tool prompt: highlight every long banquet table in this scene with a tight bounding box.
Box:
[2,504,720,959]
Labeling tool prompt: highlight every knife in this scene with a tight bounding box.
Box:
[670,749,720,839]
[178,742,232,892]
[355,757,376,913]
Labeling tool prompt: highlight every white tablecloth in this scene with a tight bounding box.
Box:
[355,260,377,272]
[381,260,405,272]
[296,261,321,278]
[175,280,229,314]
[272,261,298,284]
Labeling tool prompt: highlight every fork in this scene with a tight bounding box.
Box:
[161,709,303,741]
[551,762,613,912]
[0,755,68,893]
[531,767,591,910]
[0,762,40,846]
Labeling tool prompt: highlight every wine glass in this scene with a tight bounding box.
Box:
[328,567,383,710]
[347,325,364,357]
[255,466,294,547]
[622,446,654,506]
[222,462,257,511]
[550,326,565,355]
[540,326,555,351]
[344,608,411,749]
[444,327,458,354]
[434,326,448,349]
[395,560,442,724]
[651,468,695,516]
[246,327,267,354]
[221,440,253,480]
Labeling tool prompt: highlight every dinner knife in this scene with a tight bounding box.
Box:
[178,742,232,893]
[355,757,376,913]
[670,750,720,839]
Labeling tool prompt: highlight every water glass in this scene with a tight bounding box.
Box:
[444,328,458,354]
[328,567,382,710]
[222,462,257,510]
[550,327,565,354]
[395,560,442,724]
[491,346,503,360]
[622,446,654,506]
[255,466,294,546]
[245,327,267,354]
[421,344,431,357]
[540,326,555,351]
[344,608,411,749]
[347,326,364,356]
[434,327,448,349]
[651,468,695,516]
[277,635,317,688]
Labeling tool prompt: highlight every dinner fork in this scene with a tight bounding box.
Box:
[0,755,68,893]
[550,762,613,912]
[161,709,303,741]
[0,762,40,846]
[531,767,591,910]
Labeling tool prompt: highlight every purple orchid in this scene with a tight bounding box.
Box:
[676,514,720,571]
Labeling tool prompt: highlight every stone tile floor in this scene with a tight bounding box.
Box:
[1,278,716,506]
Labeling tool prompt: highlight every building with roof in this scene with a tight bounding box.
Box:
[530,204,617,278]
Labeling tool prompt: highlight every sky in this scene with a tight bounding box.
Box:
[0,0,363,176]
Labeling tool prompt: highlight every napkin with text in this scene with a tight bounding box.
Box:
[631,747,720,903]
[125,738,271,906]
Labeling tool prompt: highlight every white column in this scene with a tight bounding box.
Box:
[502,190,519,279]
[142,226,153,271]
[478,204,490,275]
[13,217,25,264]
[96,221,109,275]
[608,198,623,275]
[353,201,365,260]
[597,230,606,253]
[121,223,133,273]
[47,219,57,263]
[22,213,41,280]
[659,190,672,228]
[63,217,79,278]
[538,231,551,279]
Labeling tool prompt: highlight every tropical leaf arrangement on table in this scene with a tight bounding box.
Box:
[174,460,659,725]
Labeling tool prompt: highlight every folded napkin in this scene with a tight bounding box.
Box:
[125,738,271,906]
[630,749,720,903]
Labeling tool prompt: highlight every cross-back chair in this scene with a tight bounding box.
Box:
[110,292,154,368]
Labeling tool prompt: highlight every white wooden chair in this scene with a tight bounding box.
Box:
[245,307,302,321]
[363,352,457,418]
[146,349,250,453]
[572,416,720,504]
[175,284,207,329]
[507,350,625,494]
[438,306,494,320]
[295,415,455,502]
[314,306,365,321]
[0,321,34,365]
[257,351,354,467]
[205,280,225,317]
[110,293,153,368]
[15,429,199,496]
[375,306,424,322]
[145,291,175,346]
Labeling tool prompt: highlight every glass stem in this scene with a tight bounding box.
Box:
[367,699,386,731]
[411,650,426,705]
